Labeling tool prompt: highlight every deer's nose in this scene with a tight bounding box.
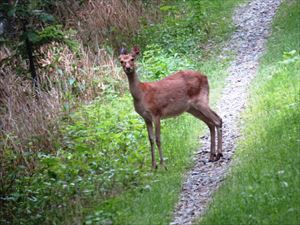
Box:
[125,65,132,71]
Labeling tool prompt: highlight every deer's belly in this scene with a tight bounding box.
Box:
[161,102,189,118]
[134,99,189,119]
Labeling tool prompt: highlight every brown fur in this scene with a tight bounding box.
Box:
[119,47,223,169]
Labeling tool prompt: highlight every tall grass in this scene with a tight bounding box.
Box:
[199,1,300,224]
[0,0,161,183]
[0,43,124,223]
[55,0,161,50]
[0,1,158,224]
[0,44,122,155]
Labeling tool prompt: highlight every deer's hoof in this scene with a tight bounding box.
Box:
[152,164,158,170]
[209,154,217,162]
[161,164,168,171]
[215,153,223,161]
[159,161,168,171]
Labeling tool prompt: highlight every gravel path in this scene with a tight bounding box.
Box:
[170,0,281,224]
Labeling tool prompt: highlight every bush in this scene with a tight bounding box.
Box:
[137,0,239,55]
[139,44,197,81]
[1,96,151,224]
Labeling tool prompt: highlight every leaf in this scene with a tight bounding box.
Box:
[57,68,64,76]
[283,50,297,59]
[85,220,93,225]
[39,12,55,23]
[7,8,16,17]
[68,77,76,86]
[48,170,58,179]
[160,5,177,12]
[26,31,40,43]
[281,181,289,188]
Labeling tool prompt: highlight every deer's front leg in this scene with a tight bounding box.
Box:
[154,117,167,170]
[145,119,157,169]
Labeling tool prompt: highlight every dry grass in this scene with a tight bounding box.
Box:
[0,60,60,178]
[54,0,161,49]
[36,42,126,100]
[0,41,123,185]
[0,0,161,208]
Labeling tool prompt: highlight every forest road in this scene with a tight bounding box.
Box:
[170,0,281,224]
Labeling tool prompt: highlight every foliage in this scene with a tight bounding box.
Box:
[61,0,161,51]
[78,29,232,225]
[0,51,205,224]
[1,0,243,224]
[1,96,150,224]
[91,113,202,225]
[0,0,76,51]
[0,43,124,213]
[137,0,243,55]
[140,44,196,81]
[200,1,300,224]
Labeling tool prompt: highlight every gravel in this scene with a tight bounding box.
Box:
[170,0,281,224]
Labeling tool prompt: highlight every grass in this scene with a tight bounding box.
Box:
[137,0,246,55]
[0,0,245,224]
[199,1,300,225]
[64,7,241,222]
[0,50,230,225]
[80,53,230,225]
[60,0,246,223]
[88,114,201,225]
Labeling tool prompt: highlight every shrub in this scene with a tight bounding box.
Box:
[0,95,151,224]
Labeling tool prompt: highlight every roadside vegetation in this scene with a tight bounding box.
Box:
[200,1,300,224]
[1,0,245,224]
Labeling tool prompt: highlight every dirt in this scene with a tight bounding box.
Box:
[170,0,281,224]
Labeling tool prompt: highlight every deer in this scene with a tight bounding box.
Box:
[119,46,223,169]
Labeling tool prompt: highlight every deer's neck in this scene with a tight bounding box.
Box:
[127,71,143,100]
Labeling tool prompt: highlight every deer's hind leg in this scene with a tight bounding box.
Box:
[216,119,223,160]
[188,104,222,161]
[208,108,222,160]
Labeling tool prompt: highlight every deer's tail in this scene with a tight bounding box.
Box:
[201,75,209,104]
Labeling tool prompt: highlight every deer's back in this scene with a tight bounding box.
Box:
[137,70,209,118]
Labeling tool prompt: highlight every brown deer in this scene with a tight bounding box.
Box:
[119,47,222,169]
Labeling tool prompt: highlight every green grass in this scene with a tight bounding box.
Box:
[88,114,201,225]
[199,1,300,225]
[81,55,230,225]
[73,0,246,223]
[0,0,245,224]
[137,0,246,55]
[1,47,231,225]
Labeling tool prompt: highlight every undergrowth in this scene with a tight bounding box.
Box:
[1,0,244,224]
[200,1,300,224]
[137,0,244,55]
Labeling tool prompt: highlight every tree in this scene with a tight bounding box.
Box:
[0,0,74,94]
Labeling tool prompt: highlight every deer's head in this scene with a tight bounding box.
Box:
[119,47,140,75]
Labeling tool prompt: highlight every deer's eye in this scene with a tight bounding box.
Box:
[130,58,134,62]
[120,60,124,64]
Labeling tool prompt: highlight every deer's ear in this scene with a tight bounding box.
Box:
[120,48,127,55]
[131,46,140,57]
